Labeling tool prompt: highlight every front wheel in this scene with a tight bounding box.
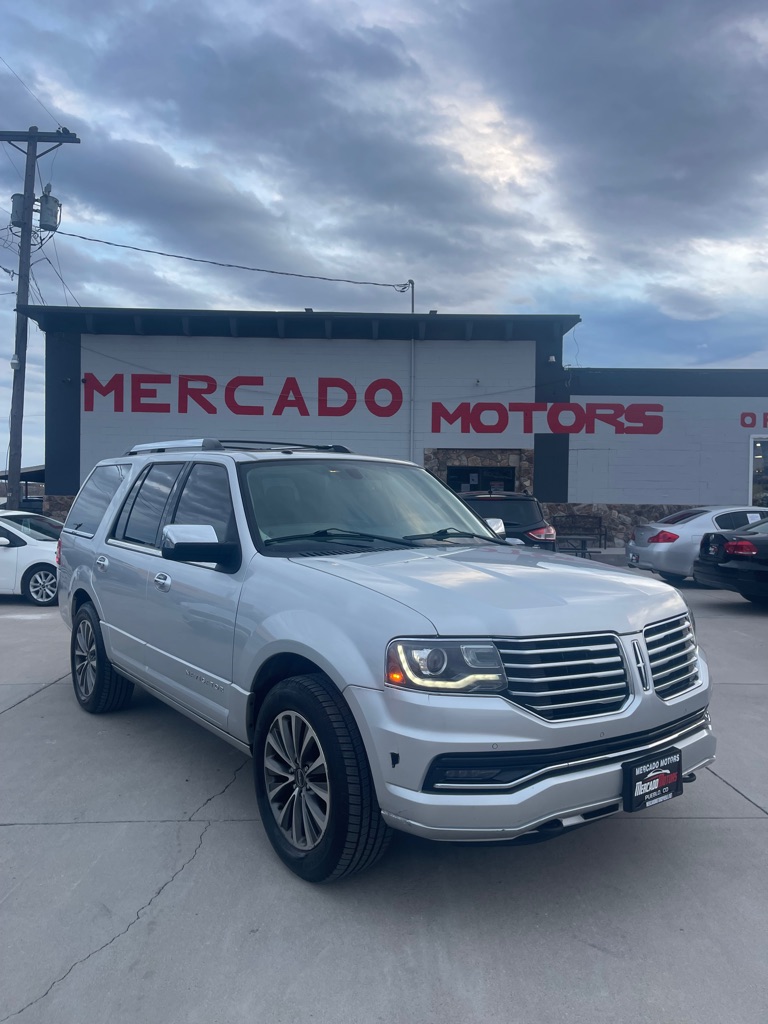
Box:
[71,603,134,713]
[253,674,391,882]
[21,564,58,606]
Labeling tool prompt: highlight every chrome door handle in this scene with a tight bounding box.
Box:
[153,572,172,593]
[95,555,109,572]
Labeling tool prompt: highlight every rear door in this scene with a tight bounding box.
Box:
[100,462,184,677]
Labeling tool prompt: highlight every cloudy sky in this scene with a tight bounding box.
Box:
[2,0,768,467]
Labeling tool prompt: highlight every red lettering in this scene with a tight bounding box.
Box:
[179,375,217,414]
[741,412,757,428]
[318,377,356,416]
[546,403,587,434]
[508,402,546,433]
[431,402,471,433]
[273,377,309,416]
[365,378,403,418]
[131,374,171,413]
[585,403,626,434]
[83,372,124,413]
[624,403,664,435]
[469,402,509,433]
[224,376,264,416]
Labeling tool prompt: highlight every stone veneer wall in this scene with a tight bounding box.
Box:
[44,495,77,519]
[423,448,534,492]
[541,502,693,545]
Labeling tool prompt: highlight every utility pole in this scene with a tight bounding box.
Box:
[1,125,80,509]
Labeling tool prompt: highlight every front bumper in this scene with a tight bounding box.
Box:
[345,655,715,842]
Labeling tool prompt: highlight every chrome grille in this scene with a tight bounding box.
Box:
[644,614,700,699]
[494,634,630,721]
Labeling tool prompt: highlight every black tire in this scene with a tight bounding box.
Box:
[253,673,391,883]
[71,603,134,713]
[741,593,768,606]
[658,572,686,584]
[21,563,59,606]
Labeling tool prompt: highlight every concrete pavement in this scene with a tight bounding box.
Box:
[1,583,766,1024]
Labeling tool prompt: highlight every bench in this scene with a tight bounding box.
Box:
[552,514,607,558]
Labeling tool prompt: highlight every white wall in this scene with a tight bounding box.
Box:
[79,335,537,479]
[568,395,766,504]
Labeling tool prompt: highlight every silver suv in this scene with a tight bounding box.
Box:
[58,439,716,882]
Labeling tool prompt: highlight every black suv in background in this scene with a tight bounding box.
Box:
[458,491,557,550]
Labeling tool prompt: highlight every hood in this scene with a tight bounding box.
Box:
[293,543,686,636]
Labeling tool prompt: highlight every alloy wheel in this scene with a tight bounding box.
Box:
[29,569,57,604]
[74,619,97,699]
[264,711,330,850]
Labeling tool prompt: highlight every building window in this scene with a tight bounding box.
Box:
[753,437,767,506]
[446,466,516,493]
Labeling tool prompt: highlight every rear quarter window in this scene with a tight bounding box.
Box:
[65,464,131,537]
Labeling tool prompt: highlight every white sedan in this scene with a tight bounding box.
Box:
[626,505,768,583]
[0,511,62,606]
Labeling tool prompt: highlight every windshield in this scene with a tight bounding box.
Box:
[1,513,63,541]
[240,459,495,548]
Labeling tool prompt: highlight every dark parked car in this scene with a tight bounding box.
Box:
[693,517,768,605]
[459,491,556,550]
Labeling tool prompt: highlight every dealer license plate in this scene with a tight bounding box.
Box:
[628,553,639,565]
[623,747,683,812]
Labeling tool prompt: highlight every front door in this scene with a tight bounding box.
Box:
[0,525,20,593]
[137,462,241,731]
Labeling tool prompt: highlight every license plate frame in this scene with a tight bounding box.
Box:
[622,747,683,812]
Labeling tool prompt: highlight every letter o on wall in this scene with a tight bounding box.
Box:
[364,379,403,417]
[547,403,587,434]
[741,412,757,428]
[469,403,509,433]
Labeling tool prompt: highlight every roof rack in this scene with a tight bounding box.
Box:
[125,438,353,455]
[125,438,224,454]
[217,439,353,454]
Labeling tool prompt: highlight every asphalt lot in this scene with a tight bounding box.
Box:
[1,577,767,1024]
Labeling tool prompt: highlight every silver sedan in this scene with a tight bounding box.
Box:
[625,505,768,582]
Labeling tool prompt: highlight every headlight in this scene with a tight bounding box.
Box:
[386,639,507,694]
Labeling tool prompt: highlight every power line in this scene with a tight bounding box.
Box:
[56,230,412,293]
[40,251,80,306]
[0,55,62,128]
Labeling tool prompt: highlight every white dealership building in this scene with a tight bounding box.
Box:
[25,306,768,537]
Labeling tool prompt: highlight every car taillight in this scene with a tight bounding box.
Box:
[527,525,556,542]
[647,530,679,544]
[724,539,758,556]
[56,538,61,565]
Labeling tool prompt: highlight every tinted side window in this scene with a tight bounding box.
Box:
[172,464,236,542]
[713,512,737,531]
[65,464,130,537]
[122,463,183,547]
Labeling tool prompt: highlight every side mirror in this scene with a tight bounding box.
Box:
[161,524,240,570]
[0,537,10,547]
[485,517,506,538]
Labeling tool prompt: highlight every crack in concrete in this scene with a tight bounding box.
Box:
[0,821,212,1023]
[0,675,68,716]
[705,766,768,816]
[188,757,250,820]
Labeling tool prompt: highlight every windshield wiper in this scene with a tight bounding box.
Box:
[403,527,506,544]
[264,528,413,548]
